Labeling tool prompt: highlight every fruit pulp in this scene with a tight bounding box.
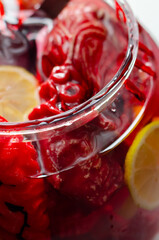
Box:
[0,0,159,240]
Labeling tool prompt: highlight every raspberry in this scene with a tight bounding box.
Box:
[0,116,7,122]
[29,101,62,120]
[22,228,51,240]
[50,66,70,84]
[0,117,51,239]
[59,156,123,207]
[39,80,57,101]
[0,227,17,240]
[41,126,124,207]
[59,82,85,103]
[46,187,101,238]
[0,138,39,185]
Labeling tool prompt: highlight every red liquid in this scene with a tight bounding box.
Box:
[0,0,158,240]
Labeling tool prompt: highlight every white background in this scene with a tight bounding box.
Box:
[128,0,159,45]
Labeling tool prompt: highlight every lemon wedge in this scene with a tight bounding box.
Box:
[0,66,39,122]
[125,121,159,210]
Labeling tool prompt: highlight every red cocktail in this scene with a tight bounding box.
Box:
[0,0,158,240]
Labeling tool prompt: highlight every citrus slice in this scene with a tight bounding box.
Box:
[125,121,159,210]
[0,66,39,122]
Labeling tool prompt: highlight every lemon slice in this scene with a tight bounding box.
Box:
[0,66,39,122]
[125,121,159,210]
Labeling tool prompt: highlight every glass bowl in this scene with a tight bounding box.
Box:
[0,0,159,239]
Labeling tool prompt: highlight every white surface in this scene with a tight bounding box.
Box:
[153,233,159,240]
[128,0,159,44]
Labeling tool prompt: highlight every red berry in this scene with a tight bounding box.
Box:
[46,187,101,238]
[39,80,57,101]
[0,117,51,238]
[41,126,124,207]
[29,100,62,120]
[50,65,70,84]
[59,82,85,103]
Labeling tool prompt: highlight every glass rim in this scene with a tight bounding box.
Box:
[0,0,139,136]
